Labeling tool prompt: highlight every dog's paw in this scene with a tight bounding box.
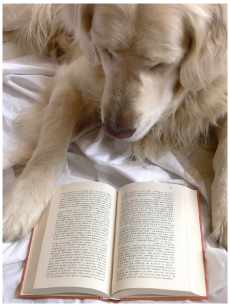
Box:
[3,176,53,242]
[211,213,227,249]
[211,154,227,250]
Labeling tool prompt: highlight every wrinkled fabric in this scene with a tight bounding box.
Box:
[2,42,227,303]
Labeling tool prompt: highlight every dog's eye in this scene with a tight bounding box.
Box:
[103,48,113,60]
[151,63,165,71]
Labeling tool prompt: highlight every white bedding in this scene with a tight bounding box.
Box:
[2,42,228,303]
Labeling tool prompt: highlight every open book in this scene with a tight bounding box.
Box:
[19,181,208,301]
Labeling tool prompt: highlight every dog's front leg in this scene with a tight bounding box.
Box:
[211,115,227,249]
[3,81,84,242]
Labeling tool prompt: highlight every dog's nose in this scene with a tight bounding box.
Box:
[103,121,136,139]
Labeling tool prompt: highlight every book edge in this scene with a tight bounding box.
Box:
[18,228,35,298]
[119,295,209,301]
[17,294,208,301]
[196,190,209,299]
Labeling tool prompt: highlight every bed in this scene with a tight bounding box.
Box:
[2,41,227,303]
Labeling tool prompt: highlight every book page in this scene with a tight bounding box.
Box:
[184,187,206,297]
[111,182,205,298]
[32,182,117,297]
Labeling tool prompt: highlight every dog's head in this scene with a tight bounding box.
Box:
[65,4,227,141]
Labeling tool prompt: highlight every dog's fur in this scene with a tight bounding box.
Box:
[3,4,227,248]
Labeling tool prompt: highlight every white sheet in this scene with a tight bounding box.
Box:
[2,42,228,303]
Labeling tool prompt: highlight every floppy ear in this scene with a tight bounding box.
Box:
[180,4,227,91]
[60,4,100,64]
[77,4,100,64]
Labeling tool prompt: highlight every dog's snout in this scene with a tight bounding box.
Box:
[103,120,136,139]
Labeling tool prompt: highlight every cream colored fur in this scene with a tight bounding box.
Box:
[3,4,227,248]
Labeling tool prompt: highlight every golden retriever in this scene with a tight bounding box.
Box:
[3,4,227,248]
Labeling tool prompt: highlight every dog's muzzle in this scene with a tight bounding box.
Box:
[103,120,136,139]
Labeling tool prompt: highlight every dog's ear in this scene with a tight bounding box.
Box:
[78,4,100,64]
[180,4,227,91]
[60,4,100,64]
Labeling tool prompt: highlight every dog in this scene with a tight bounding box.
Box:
[3,4,227,248]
